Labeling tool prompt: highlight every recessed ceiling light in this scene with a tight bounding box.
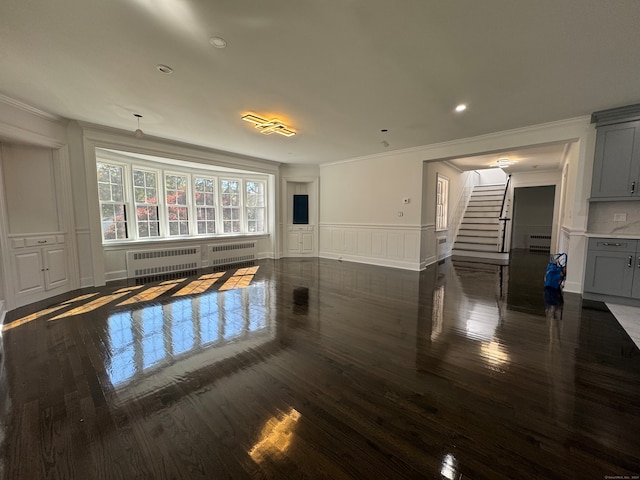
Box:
[454,104,467,113]
[210,37,227,48]
[156,64,173,74]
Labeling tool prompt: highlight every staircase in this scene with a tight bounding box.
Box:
[452,183,509,264]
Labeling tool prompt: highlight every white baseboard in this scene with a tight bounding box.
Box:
[563,280,581,294]
[319,252,422,271]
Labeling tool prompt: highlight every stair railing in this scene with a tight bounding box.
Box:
[498,175,512,253]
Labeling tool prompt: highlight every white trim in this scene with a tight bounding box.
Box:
[320,222,422,230]
[321,116,591,167]
[320,252,422,271]
[0,94,62,121]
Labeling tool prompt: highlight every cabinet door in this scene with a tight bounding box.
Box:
[584,249,635,296]
[300,232,314,254]
[13,249,46,295]
[591,121,640,198]
[287,232,301,254]
[44,245,69,290]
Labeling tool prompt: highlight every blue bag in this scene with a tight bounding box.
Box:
[544,253,567,289]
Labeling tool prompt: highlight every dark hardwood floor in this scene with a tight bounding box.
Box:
[1,252,639,479]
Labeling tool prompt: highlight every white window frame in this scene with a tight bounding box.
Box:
[95,152,270,243]
[436,173,449,232]
[193,174,218,235]
[245,179,266,234]
[164,171,191,237]
[220,178,243,234]
[132,167,161,239]
[96,161,129,241]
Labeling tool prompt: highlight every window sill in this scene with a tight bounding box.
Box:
[102,233,269,250]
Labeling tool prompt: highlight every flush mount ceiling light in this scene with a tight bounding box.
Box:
[133,113,144,138]
[242,114,296,137]
[454,104,467,113]
[210,36,227,48]
[492,157,515,168]
[156,64,173,74]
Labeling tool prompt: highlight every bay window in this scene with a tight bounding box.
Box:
[96,154,268,242]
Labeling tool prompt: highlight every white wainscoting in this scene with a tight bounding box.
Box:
[76,229,94,287]
[319,224,422,271]
[561,226,587,294]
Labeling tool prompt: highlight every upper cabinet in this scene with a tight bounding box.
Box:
[590,104,640,201]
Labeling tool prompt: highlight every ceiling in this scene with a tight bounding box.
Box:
[1,1,640,166]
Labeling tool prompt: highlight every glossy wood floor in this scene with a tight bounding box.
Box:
[1,252,639,479]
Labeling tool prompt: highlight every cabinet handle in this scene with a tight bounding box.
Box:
[40,268,45,272]
[628,255,633,268]
[602,242,622,247]
[37,240,47,244]
[633,181,637,195]
[637,256,640,269]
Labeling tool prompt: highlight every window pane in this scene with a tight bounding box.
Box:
[111,185,124,202]
[98,184,112,201]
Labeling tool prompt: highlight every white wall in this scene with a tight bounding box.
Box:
[319,151,424,270]
[422,161,472,264]
[1,144,59,233]
[478,168,507,185]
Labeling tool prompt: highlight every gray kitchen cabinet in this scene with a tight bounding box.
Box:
[590,120,640,200]
[584,238,640,299]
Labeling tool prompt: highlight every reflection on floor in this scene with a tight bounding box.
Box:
[1,255,639,479]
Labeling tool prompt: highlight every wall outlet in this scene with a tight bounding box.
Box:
[613,213,627,222]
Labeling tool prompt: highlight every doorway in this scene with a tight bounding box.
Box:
[511,185,556,253]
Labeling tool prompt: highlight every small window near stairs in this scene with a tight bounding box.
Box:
[436,174,449,231]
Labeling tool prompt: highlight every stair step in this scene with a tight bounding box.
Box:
[464,212,501,218]
[469,196,503,202]
[461,218,499,224]
[453,243,500,252]
[460,225,500,232]
[458,229,498,237]
[451,251,509,265]
[466,205,502,211]
[456,235,498,243]
[468,198,502,204]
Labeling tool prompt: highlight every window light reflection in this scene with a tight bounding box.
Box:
[106,282,271,386]
[440,453,461,480]
[249,408,301,463]
[480,340,510,367]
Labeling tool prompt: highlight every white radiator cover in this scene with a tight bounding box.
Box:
[126,246,201,278]
[208,241,257,266]
[528,234,551,252]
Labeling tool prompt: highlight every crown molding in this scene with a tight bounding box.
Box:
[0,93,63,122]
[320,116,591,168]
